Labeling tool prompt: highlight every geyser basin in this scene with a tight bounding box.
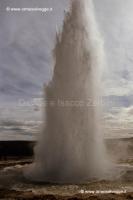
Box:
[25,0,112,183]
[1,162,133,196]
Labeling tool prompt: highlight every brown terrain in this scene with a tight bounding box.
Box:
[0,138,132,200]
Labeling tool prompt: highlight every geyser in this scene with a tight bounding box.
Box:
[25,0,111,183]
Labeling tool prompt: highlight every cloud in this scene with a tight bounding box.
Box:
[94,0,133,99]
[0,0,133,103]
[0,0,133,139]
[104,106,133,138]
[0,0,69,102]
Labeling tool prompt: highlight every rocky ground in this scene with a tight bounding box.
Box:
[0,188,133,200]
[0,139,132,199]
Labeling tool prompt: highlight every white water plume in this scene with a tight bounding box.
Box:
[25,0,112,183]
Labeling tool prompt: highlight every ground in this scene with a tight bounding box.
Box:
[0,139,132,200]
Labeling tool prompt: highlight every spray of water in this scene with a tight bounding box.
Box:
[25,0,112,183]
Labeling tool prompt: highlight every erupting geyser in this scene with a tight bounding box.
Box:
[25,0,111,183]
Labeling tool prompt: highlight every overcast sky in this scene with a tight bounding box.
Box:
[0,0,133,138]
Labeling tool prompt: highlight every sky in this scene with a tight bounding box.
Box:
[0,0,133,139]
